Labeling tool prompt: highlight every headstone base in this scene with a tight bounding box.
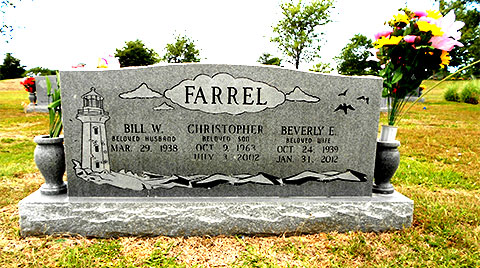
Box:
[25,104,49,113]
[19,189,413,237]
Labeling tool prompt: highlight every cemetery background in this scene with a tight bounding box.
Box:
[1,78,479,267]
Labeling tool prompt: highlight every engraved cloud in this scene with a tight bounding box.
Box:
[164,73,285,115]
[119,83,162,99]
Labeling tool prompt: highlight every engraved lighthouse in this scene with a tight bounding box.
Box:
[76,87,110,172]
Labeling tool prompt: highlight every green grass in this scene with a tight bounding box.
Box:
[0,138,36,177]
[144,243,188,268]
[233,237,278,267]
[394,157,478,190]
[0,91,49,137]
[0,80,479,267]
[56,240,127,268]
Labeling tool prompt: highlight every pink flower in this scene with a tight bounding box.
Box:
[374,30,392,40]
[430,36,463,51]
[414,11,428,17]
[404,35,417,43]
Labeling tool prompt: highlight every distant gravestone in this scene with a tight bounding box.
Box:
[380,97,389,112]
[380,87,425,112]
[26,75,57,113]
[406,87,425,103]
[19,65,414,237]
[36,76,57,105]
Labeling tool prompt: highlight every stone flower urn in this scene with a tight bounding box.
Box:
[28,92,37,105]
[33,135,67,195]
[373,125,400,194]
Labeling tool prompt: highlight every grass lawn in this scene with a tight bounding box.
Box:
[0,78,479,267]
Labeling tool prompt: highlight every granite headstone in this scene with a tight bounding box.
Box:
[20,64,414,237]
[60,64,382,197]
[36,75,57,105]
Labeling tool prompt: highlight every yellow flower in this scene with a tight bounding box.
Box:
[417,21,444,36]
[373,36,403,49]
[440,50,451,68]
[426,10,443,19]
[392,13,410,24]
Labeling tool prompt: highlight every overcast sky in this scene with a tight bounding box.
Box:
[1,0,438,71]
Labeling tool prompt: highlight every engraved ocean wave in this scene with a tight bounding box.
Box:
[282,170,367,184]
[73,160,367,191]
[73,160,150,191]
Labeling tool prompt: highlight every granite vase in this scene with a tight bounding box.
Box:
[33,135,67,195]
[28,92,37,104]
[373,139,400,194]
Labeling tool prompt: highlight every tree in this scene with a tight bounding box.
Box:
[271,0,334,69]
[0,53,25,79]
[163,35,200,63]
[309,61,333,73]
[25,67,57,76]
[257,53,282,66]
[438,0,480,76]
[334,34,381,75]
[115,39,160,67]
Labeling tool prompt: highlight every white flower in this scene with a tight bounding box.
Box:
[366,48,380,62]
[435,11,465,40]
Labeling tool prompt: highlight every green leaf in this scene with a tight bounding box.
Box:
[382,88,390,98]
[52,113,63,138]
[392,68,403,84]
[48,108,55,137]
[45,72,63,138]
[45,76,52,96]
[48,99,61,109]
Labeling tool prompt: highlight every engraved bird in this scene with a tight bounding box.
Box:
[338,89,349,96]
[356,96,369,104]
[334,103,355,114]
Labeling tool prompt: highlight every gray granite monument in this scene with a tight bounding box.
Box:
[19,64,413,237]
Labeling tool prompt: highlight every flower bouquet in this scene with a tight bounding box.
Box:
[371,9,466,194]
[21,76,36,105]
[374,9,464,127]
[20,76,36,93]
